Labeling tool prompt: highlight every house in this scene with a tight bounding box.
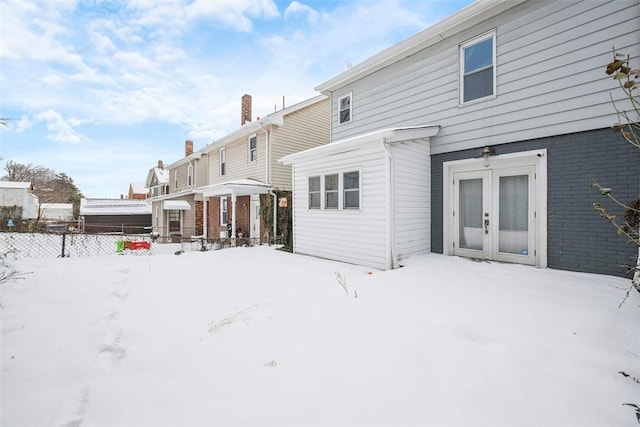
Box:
[0,181,39,222]
[150,94,329,244]
[282,0,640,276]
[79,198,152,234]
[128,183,148,200]
[145,161,170,198]
[40,203,74,221]
[148,140,208,241]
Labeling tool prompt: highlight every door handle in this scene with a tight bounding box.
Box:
[484,218,490,234]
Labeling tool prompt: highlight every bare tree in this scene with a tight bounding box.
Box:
[591,50,640,306]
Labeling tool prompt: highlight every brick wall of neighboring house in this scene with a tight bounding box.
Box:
[431,127,640,277]
[195,200,203,236]
[206,196,252,240]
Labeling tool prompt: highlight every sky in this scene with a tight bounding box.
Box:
[0,0,474,199]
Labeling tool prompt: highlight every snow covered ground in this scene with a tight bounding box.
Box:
[1,246,639,426]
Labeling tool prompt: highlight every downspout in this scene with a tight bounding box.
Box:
[381,137,397,269]
[270,190,277,244]
[260,122,276,244]
[258,122,270,185]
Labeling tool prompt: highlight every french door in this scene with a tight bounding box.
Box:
[453,166,535,265]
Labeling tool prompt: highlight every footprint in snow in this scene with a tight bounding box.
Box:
[51,387,89,427]
[96,329,126,370]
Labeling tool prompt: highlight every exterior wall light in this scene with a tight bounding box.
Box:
[482,145,495,167]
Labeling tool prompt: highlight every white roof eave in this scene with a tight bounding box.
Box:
[280,125,440,165]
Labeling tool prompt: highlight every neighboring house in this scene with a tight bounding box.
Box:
[150,94,329,243]
[145,161,170,198]
[40,203,74,221]
[282,0,640,276]
[0,181,39,220]
[128,183,148,200]
[149,140,208,240]
[79,198,152,234]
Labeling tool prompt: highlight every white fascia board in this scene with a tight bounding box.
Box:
[280,125,440,164]
[314,0,527,94]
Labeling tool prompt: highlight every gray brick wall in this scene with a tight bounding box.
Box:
[431,128,640,277]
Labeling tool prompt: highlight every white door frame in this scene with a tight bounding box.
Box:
[443,149,547,268]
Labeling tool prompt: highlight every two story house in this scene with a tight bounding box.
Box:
[282,0,640,276]
[149,94,329,243]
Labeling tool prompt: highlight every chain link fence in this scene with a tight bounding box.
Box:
[0,231,259,260]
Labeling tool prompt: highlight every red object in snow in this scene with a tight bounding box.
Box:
[124,241,150,250]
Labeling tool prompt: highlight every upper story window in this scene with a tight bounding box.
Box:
[343,171,360,209]
[308,176,321,209]
[338,93,352,124]
[460,31,496,104]
[174,171,178,189]
[187,164,193,187]
[219,148,226,177]
[249,135,257,163]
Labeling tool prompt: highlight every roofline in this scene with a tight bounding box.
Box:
[280,125,440,164]
[314,0,527,94]
[200,94,327,155]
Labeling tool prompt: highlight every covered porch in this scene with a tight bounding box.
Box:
[198,179,273,245]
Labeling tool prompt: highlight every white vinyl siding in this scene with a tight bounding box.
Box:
[328,0,639,155]
[391,140,431,257]
[291,143,388,270]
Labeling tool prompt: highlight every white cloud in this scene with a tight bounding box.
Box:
[284,1,319,23]
[186,0,279,32]
[35,109,87,144]
[14,115,33,132]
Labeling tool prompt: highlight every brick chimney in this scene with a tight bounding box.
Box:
[241,94,252,125]
[157,160,164,169]
[185,139,193,156]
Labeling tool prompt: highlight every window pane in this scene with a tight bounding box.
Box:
[339,109,350,123]
[325,174,338,191]
[309,176,320,192]
[325,191,338,209]
[344,190,359,209]
[499,175,529,255]
[464,37,492,73]
[309,193,320,209]
[340,96,350,110]
[343,171,359,189]
[458,178,483,250]
[463,68,493,102]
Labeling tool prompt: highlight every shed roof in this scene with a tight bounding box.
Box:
[80,198,151,215]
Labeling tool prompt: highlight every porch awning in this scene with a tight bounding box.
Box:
[199,179,272,197]
[163,200,191,210]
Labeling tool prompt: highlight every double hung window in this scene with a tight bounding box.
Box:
[339,93,351,124]
[307,170,360,210]
[220,148,226,177]
[249,136,257,163]
[460,31,496,104]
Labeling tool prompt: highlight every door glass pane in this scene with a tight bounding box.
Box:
[498,175,529,255]
[459,178,483,250]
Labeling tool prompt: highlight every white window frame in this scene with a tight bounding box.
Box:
[220,196,228,225]
[324,173,339,209]
[459,30,496,105]
[174,171,178,189]
[187,164,193,187]
[308,176,321,209]
[342,170,360,209]
[309,168,362,211]
[219,148,226,177]
[248,135,257,164]
[338,92,352,124]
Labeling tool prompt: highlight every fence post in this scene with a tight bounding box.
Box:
[61,232,67,258]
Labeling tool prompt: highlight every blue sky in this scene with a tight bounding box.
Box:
[0,0,473,198]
